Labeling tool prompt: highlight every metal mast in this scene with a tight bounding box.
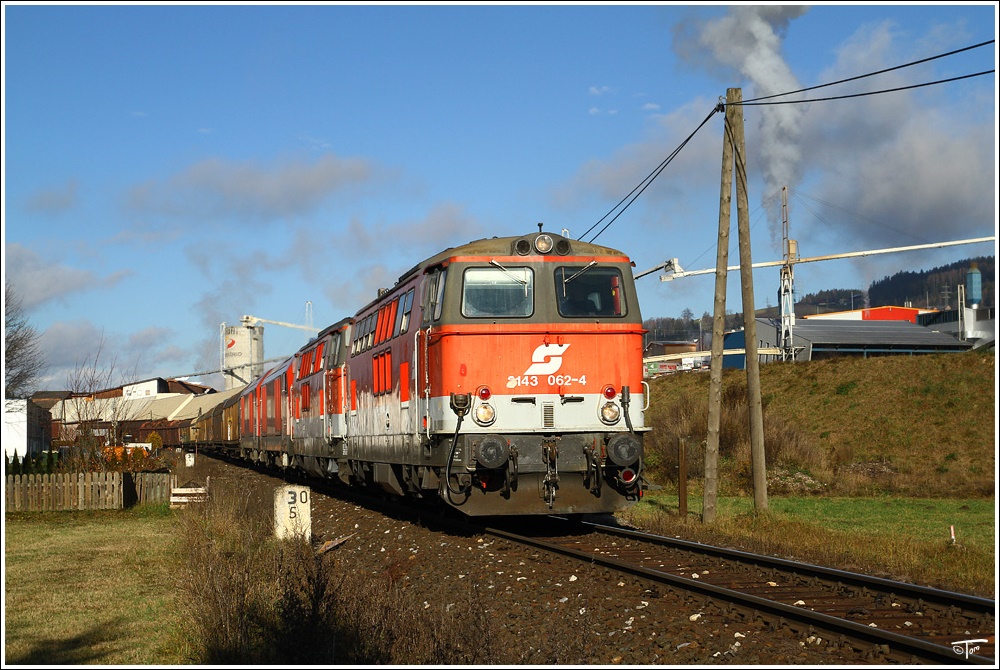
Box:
[778,186,797,361]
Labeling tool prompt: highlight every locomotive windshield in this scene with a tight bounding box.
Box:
[555,265,627,317]
[462,266,533,317]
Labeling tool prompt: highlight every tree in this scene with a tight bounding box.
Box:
[5,283,46,403]
[57,337,144,471]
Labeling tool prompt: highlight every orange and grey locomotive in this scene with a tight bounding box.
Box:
[199,229,649,516]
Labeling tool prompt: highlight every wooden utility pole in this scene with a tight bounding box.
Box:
[730,88,769,512]
[705,88,768,523]
[703,93,735,524]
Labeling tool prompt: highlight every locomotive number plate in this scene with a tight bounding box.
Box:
[506,374,588,389]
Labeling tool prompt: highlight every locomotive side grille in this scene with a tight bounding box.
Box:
[542,402,555,428]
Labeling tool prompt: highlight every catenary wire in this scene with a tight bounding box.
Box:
[739,70,993,106]
[586,41,992,243]
[583,103,724,243]
[741,39,994,104]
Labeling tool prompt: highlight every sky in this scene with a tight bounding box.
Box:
[3,2,997,392]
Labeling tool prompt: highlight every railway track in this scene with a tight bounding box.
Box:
[201,453,994,664]
[483,515,995,665]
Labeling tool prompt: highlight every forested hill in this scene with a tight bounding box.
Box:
[868,256,994,309]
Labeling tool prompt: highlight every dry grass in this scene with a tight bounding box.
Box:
[174,474,340,664]
[643,351,995,497]
[633,351,995,598]
[173,473,502,665]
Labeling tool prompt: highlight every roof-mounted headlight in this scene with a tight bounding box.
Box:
[514,238,532,255]
[534,234,554,254]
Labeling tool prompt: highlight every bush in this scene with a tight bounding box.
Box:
[176,474,498,665]
[643,370,823,493]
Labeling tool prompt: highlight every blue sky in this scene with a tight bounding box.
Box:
[3,2,997,391]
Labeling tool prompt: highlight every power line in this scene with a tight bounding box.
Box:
[741,39,994,104]
[584,40,993,243]
[582,103,724,243]
[740,70,993,107]
[789,189,934,245]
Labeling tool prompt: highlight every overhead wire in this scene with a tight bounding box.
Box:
[789,188,933,245]
[582,103,724,243]
[741,39,993,105]
[740,70,993,107]
[586,39,993,243]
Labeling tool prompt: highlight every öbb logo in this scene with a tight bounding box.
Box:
[522,343,571,376]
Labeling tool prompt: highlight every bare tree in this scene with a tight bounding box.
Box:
[56,337,146,471]
[5,283,47,405]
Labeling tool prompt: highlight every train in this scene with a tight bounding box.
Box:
[184,228,650,516]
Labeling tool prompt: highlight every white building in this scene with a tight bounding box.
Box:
[3,399,52,463]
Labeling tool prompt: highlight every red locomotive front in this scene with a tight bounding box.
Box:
[406,230,649,515]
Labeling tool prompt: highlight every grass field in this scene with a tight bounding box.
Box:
[642,351,995,498]
[620,491,995,597]
[3,505,194,665]
[4,352,995,662]
[4,493,994,665]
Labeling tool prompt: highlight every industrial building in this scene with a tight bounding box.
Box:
[723,316,976,369]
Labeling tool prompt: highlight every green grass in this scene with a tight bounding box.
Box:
[3,505,194,665]
[620,491,995,597]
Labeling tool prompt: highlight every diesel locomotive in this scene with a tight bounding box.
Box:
[193,228,650,516]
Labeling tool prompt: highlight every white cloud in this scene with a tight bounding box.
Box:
[555,96,722,215]
[5,243,131,310]
[124,153,382,224]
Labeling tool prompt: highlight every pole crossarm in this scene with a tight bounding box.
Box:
[240,314,319,333]
[644,348,783,364]
[635,236,996,282]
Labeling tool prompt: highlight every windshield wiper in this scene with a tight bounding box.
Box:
[490,259,527,285]
[563,261,597,286]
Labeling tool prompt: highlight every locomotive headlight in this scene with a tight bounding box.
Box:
[607,434,641,467]
[475,434,509,470]
[474,402,496,426]
[534,234,554,254]
[600,401,621,424]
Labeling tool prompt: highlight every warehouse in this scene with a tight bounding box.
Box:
[723,317,973,368]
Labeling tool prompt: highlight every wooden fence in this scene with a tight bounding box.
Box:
[4,471,177,512]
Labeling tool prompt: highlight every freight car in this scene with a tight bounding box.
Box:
[194,228,650,516]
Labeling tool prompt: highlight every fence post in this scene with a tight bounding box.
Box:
[678,436,688,522]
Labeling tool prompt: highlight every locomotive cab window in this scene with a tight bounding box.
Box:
[462,266,533,318]
[422,269,448,325]
[555,265,626,317]
[394,288,414,337]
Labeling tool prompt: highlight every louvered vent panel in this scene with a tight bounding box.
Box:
[542,402,555,429]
